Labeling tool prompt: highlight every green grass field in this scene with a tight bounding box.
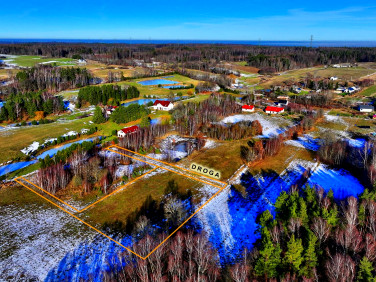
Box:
[260,66,375,87]
[359,85,376,97]
[83,170,204,227]
[0,117,93,163]
[4,55,77,67]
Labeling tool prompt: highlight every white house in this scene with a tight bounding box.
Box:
[242,105,255,112]
[152,100,174,111]
[358,105,374,113]
[265,106,284,114]
[117,125,140,138]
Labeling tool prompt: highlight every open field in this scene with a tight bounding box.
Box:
[2,55,77,67]
[259,66,376,87]
[0,117,93,163]
[184,140,247,180]
[82,169,205,227]
[359,85,376,97]
[84,60,144,79]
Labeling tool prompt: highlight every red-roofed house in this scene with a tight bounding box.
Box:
[265,106,284,114]
[152,100,174,111]
[242,105,255,112]
[117,125,140,138]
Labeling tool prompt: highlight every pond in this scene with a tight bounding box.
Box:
[121,97,187,107]
[138,79,180,86]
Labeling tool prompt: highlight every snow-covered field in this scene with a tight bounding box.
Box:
[196,158,364,263]
[0,204,97,281]
[284,134,320,151]
[221,113,292,137]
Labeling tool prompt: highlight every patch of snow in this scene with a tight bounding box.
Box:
[62,131,78,137]
[0,204,97,281]
[221,113,292,138]
[284,134,320,151]
[203,139,217,149]
[21,141,40,155]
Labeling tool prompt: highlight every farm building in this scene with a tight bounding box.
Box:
[265,106,284,114]
[152,100,174,111]
[117,125,140,138]
[242,105,255,112]
[358,105,374,113]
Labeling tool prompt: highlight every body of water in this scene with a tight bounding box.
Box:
[121,97,187,107]
[2,39,376,47]
[138,79,179,86]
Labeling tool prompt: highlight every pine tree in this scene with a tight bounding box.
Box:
[255,229,281,279]
[300,232,318,278]
[284,235,304,274]
[357,257,374,282]
[93,106,106,124]
[140,115,151,128]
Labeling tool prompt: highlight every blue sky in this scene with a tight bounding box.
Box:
[2,0,376,40]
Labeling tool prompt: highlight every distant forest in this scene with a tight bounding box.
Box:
[1,43,376,72]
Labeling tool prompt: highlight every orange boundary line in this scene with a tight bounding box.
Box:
[17,165,158,213]
[111,144,227,185]
[14,177,146,260]
[107,146,227,189]
[13,146,230,260]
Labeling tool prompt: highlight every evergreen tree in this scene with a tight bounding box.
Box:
[255,229,282,279]
[93,107,106,124]
[140,115,151,128]
[300,232,318,278]
[357,257,374,282]
[284,235,304,274]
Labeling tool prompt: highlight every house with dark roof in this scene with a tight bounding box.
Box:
[117,125,140,138]
[358,105,374,113]
[152,100,174,111]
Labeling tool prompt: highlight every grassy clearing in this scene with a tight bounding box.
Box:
[0,117,93,163]
[183,140,247,180]
[4,55,76,67]
[83,170,203,227]
[259,66,375,88]
[0,184,47,207]
[359,85,376,97]
[249,145,315,175]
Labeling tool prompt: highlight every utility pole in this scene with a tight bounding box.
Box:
[310,35,313,48]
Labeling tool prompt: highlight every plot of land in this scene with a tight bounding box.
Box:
[2,55,77,67]
[14,145,228,259]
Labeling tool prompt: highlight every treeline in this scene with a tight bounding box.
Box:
[77,85,140,107]
[172,93,241,136]
[202,120,263,140]
[8,65,92,93]
[110,104,148,124]
[253,186,376,281]
[2,43,376,72]
[0,91,64,121]
[317,132,376,187]
[241,114,319,163]
[118,124,168,151]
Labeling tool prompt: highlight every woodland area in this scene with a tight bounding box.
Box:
[6,65,92,93]
[36,140,151,196]
[0,91,64,121]
[77,84,140,107]
[1,43,376,72]
[98,186,376,281]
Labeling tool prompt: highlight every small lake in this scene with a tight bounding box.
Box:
[138,79,180,86]
[121,97,187,107]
